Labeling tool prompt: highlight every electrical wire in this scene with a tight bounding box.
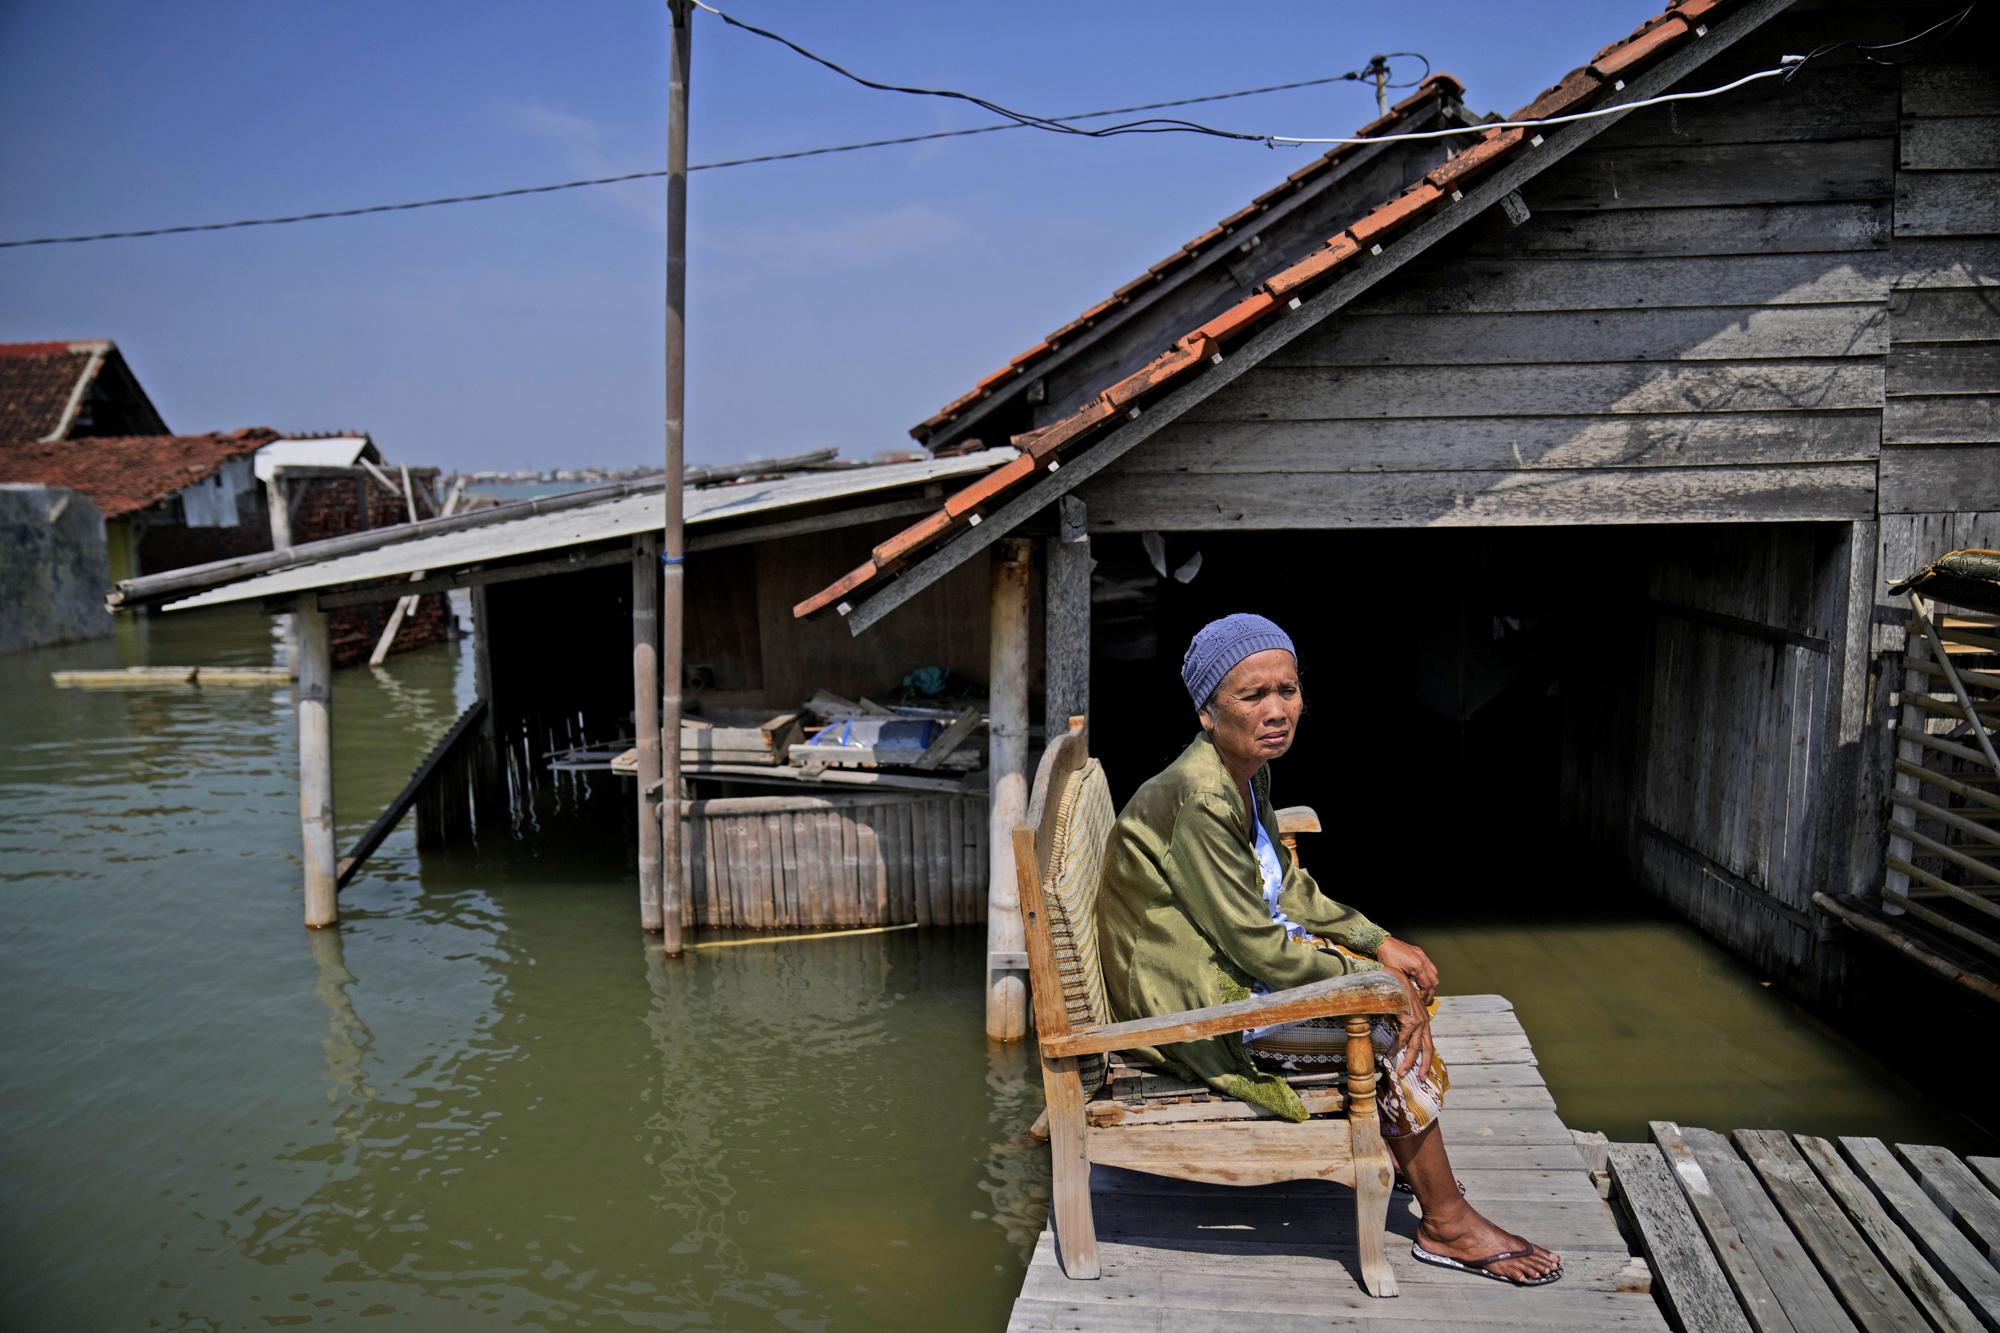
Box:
[1787,3,1975,81]
[0,68,1412,249]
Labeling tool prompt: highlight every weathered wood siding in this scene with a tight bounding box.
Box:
[1081,14,1910,531]
[674,792,987,929]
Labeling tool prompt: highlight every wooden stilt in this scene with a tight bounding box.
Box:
[633,536,664,931]
[296,599,338,928]
[987,538,1032,1041]
[1043,496,1091,743]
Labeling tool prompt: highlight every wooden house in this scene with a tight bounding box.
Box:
[793,0,2000,1026]
[111,0,1999,1035]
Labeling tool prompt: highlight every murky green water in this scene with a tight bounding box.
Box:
[0,609,1988,1330]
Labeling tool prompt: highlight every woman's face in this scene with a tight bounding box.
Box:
[1199,648,1302,775]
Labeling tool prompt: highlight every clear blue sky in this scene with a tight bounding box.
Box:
[1,2,1624,471]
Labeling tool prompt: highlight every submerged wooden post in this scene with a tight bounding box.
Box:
[987,538,1032,1041]
[633,534,665,932]
[296,599,338,928]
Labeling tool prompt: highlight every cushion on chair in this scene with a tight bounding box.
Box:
[1045,758,1115,1093]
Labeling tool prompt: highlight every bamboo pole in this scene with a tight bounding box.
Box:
[986,538,1032,1041]
[659,0,694,956]
[1911,592,2000,781]
[296,601,338,928]
[1813,892,2000,1002]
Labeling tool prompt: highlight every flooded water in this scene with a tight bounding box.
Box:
[0,608,1988,1330]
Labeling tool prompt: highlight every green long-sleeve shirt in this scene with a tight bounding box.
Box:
[1096,733,1389,1121]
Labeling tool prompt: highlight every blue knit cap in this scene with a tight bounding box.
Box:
[1181,613,1296,709]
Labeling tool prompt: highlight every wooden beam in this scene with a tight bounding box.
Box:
[839,0,1804,635]
[684,496,935,552]
[312,545,633,610]
[1812,892,2000,1003]
[1043,495,1091,744]
[335,700,488,891]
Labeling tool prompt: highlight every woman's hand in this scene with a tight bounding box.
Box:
[1389,968,1434,1079]
[1375,935,1438,1004]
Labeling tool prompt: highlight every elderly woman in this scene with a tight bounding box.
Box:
[1096,613,1562,1287]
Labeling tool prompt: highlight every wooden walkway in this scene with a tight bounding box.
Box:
[1007,994,1666,1331]
[1611,1121,2000,1333]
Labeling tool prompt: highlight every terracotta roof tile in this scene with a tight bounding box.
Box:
[1512,67,1603,122]
[0,342,100,441]
[911,73,1468,441]
[792,559,880,618]
[1262,234,1363,298]
[1016,398,1116,459]
[1346,182,1446,249]
[942,452,1038,518]
[803,0,1738,619]
[1426,127,1527,190]
[1593,15,1687,77]
[872,507,956,563]
[0,428,279,518]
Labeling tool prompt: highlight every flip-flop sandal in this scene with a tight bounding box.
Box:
[1410,1241,1563,1287]
[1393,1175,1465,1196]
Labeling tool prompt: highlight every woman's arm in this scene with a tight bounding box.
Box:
[1166,795,1362,991]
[1279,861,1390,960]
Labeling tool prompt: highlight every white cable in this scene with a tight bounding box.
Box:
[1266,64,1798,146]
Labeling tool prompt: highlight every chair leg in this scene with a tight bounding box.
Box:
[1346,1016,1399,1297]
[1045,1061,1100,1279]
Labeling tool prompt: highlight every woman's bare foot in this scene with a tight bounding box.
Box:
[1389,1121,1561,1284]
[1414,1201,1562,1284]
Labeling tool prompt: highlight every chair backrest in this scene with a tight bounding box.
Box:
[1022,722,1115,1092]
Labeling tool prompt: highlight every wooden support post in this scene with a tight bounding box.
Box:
[1044,495,1091,745]
[658,0,693,957]
[633,535,665,932]
[296,600,338,928]
[987,538,1032,1041]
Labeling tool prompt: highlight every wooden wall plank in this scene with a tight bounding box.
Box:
[1594,65,1897,147]
[1529,138,1893,211]
[1887,343,2000,396]
[1082,464,1877,531]
[1890,289,2000,343]
[1901,65,2000,119]
[1474,200,1890,258]
[1276,304,1889,367]
[1901,117,2000,171]
[1879,446,2000,513]
[1191,361,1884,423]
[1129,414,1880,477]
[1884,396,2000,445]
[1355,253,1899,315]
[1896,173,2000,238]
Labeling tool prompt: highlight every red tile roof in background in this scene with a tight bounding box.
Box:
[912,74,1469,444]
[0,428,279,519]
[797,0,1732,621]
[0,340,109,441]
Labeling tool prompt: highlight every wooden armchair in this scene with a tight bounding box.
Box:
[1011,718,1408,1295]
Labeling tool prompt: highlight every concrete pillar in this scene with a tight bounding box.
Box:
[296,600,338,928]
[633,536,665,932]
[986,538,1032,1041]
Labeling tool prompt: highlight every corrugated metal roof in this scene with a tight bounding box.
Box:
[166,448,1016,611]
[254,436,374,480]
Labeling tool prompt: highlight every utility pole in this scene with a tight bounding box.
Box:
[661,0,694,955]
[1367,54,1389,117]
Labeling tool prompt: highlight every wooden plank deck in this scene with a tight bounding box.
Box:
[1007,994,1664,1332]
[1606,1125,2000,1333]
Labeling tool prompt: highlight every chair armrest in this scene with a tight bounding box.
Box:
[1276,805,1320,836]
[1038,971,1407,1059]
